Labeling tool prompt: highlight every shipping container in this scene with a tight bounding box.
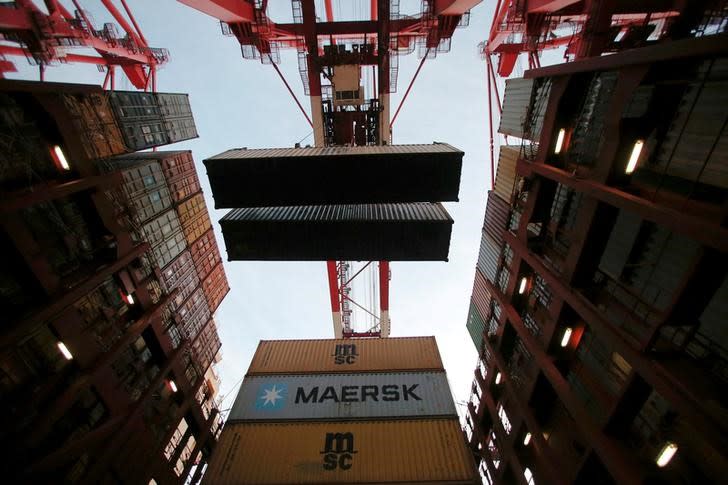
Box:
[160,249,200,309]
[192,319,221,373]
[176,287,211,340]
[247,337,444,375]
[483,191,509,243]
[204,143,464,207]
[466,303,486,351]
[201,262,229,313]
[110,91,198,151]
[177,193,212,245]
[499,78,533,138]
[471,269,492,329]
[159,151,201,203]
[477,231,501,285]
[494,146,518,203]
[114,160,173,223]
[220,203,453,261]
[651,75,728,189]
[141,209,187,268]
[229,372,456,422]
[203,419,478,484]
[190,228,222,279]
[60,92,127,160]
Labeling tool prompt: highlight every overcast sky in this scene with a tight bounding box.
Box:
[10,0,512,418]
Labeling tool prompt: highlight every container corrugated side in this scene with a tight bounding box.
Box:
[466,303,486,351]
[471,268,492,326]
[208,143,463,159]
[229,372,457,422]
[494,146,518,203]
[498,78,534,138]
[221,202,453,223]
[477,232,501,285]
[483,191,509,243]
[203,419,478,484]
[247,337,443,375]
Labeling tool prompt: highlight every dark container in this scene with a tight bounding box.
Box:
[204,143,464,207]
[219,203,454,261]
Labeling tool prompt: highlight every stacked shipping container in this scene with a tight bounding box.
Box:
[464,30,728,485]
[204,337,478,484]
[109,151,230,370]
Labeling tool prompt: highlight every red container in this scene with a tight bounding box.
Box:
[190,228,223,280]
[202,262,229,313]
[160,151,202,203]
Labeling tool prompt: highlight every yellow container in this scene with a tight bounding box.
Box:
[247,337,444,375]
[204,419,477,484]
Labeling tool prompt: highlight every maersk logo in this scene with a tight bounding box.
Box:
[255,383,287,410]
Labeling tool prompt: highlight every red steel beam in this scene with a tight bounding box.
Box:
[100,0,144,45]
[324,0,334,22]
[268,55,313,127]
[327,261,340,314]
[120,0,149,46]
[390,48,429,128]
[433,0,482,15]
[177,0,255,23]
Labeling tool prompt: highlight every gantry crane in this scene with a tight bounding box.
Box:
[0,0,167,90]
[180,0,479,338]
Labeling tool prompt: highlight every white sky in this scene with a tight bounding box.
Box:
[8,0,519,419]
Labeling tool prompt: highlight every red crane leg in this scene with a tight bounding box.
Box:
[327,261,343,338]
[379,261,390,337]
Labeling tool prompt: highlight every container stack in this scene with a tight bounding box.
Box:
[204,337,478,484]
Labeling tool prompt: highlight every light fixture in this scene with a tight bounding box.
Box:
[523,432,532,446]
[53,145,71,170]
[560,327,573,347]
[625,139,644,174]
[495,372,502,385]
[57,341,73,360]
[125,293,135,305]
[656,442,678,467]
[554,128,566,154]
[518,277,528,295]
[169,380,178,393]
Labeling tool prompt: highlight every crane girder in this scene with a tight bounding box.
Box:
[0,0,163,89]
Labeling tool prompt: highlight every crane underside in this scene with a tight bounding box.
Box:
[180,0,478,338]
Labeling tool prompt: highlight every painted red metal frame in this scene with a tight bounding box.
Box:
[0,0,164,89]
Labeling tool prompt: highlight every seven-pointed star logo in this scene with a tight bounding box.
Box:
[256,383,287,410]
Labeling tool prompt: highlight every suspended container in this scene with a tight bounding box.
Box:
[204,143,464,208]
[219,203,454,261]
[247,337,444,375]
[203,419,478,484]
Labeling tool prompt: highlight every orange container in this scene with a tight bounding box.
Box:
[247,337,444,375]
[203,419,478,484]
